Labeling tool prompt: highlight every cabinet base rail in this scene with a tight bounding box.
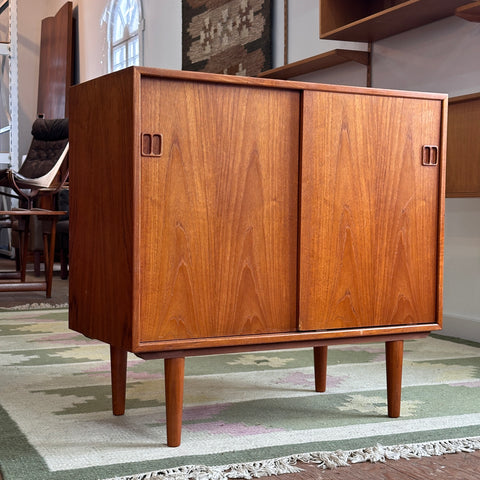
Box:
[109,333,424,447]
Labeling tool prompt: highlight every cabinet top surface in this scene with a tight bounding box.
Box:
[73,66,448,102]
[449,91,480,104]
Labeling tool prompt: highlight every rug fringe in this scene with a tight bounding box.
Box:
[1,302,68,310]
[100,436,480,480]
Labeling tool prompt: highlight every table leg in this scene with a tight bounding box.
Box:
[110,345,127,416]
[43,232,50,294]
[0,210,65,295]
[313,345,328,392]
[20,217,29,282]
[386,340,404,418]
[43,217,58,298]
[165,357,185,447]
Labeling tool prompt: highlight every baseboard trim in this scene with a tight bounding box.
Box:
[441,313,480,343]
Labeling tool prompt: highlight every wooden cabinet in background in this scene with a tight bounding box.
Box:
[69,67,447,446]
[446,92,480,197]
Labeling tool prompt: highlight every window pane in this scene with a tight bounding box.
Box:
[115,0,139,37]
[112,11,126,43]
[128,37,139,66]
[128,6,139,35]
[113,45,126,71]
[110,0,142,72]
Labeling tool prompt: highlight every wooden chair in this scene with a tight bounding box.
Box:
[0,208,65,297]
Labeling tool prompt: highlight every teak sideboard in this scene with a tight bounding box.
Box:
[69,67,447,447]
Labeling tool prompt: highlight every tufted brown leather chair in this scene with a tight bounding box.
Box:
[0,117,69,209]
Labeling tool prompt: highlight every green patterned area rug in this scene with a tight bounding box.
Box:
[1,309,480,480]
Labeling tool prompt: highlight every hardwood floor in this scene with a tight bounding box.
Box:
[0,255,68,308]
[1,256,479,479]
[280,451,480,479]
[0,453,479,480]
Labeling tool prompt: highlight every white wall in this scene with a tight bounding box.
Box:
[442,198,480,341]
[17,1,49,157]
[19,0,480,341]
[72,0,183,82]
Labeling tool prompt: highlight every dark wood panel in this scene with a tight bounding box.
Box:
[446,92,480,197]
[259,50,369,80]
[299,91,443,331]
[138,78,300,342]
[68,69,137,349]
[456,1,480,21]
[37,2,74,119]
[320,0,367,36]
[320,0,473,42]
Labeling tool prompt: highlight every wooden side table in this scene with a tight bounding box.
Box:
[0,209,65,297]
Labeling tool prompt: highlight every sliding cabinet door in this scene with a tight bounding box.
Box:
[139,78,300,342]
[299,90,444,331]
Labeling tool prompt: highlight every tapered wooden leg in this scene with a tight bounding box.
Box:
[313,346,328,392]
[164,357,185,447]
[110,345,127,416]
[19,220,29,282]
[386,340,404,418]
[44,219,57,298]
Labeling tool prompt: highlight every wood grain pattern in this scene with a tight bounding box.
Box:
[138,78,299,342]
[446,92,480,197]
[69,69,137,349]
[37,2,74,118]
[68,68,447,446]
[299,91,443,331]
[69,67,446,351]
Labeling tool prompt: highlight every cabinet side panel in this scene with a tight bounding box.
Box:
[139,78,299,342]
[446,96,480,197]
[299,91,442,331]
[69,71,136,348]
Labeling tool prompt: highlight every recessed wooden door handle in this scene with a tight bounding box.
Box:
[422,145,438,166]
[141,133,163,157]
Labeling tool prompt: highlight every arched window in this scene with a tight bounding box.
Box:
[108,0,144,72]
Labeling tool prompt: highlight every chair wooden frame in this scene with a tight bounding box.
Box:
[0,209,65,297]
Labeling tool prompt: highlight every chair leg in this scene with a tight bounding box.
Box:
[60,246,68,279]
[34,250,42,276]
[44,231,55,298]
[14,247,20,272]
[19,221,29,282]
